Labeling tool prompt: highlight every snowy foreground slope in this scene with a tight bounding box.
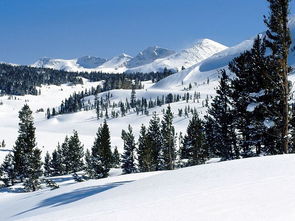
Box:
[1,155,295,221]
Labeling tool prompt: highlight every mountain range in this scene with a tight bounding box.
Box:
[31,39,227,74]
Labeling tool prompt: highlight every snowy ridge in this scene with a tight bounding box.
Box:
[31,39,227,74]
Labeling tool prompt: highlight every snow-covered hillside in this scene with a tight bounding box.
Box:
[1,155,295,221]
[31,39,227,74]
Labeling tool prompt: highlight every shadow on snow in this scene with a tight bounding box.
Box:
[13,181,132,218]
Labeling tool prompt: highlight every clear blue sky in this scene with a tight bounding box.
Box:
[0,0,294,64]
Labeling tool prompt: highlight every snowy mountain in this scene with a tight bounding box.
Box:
[97,53,132,73]
[126,46,175,68]
[127,39,228,73]
[76,56,107,69]
[31,40,226,74]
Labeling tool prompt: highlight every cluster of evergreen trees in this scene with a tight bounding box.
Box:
[0,62,174,96]
[0,64,82,95]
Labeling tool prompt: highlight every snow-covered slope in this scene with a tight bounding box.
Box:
[127,39,227,73]
[1,155,295,221]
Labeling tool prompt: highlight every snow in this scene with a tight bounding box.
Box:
[246,102,260,112]
[31,39,226,74]
[1,155,295,220]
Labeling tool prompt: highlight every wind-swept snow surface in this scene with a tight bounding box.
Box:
[1,155,295,221]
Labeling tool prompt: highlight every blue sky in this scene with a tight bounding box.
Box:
[0,0,294,64]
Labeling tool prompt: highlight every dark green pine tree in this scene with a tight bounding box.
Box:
[130,85,136,108]
[264,0,292,154]
[207,70,237,160]
[13,104,42,189]
[137,124,153,172]
[51,143,65,176]
[160,106,176,170]
[121,125,137,174]
[24,148,43,191]
[112,146,121,168]
[229,36,269,157]
[0,153,16,186]
[147,112,162,171]
[67,130,84,173]
[182,111,207,166]
[44,151,52,177]
[88,120,113,178]
[61,136,70,174]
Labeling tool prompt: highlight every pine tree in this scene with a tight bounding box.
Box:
[182,111,207,166]
[137,124,153,172]
[130,85,136,108]
[207,70,237,160]
[24,148,43,191]
[87,120,113,178]
[0,153,16,186]
[147,112,162,171]
[44,151,52,177]
[112,147,121,168]
[264,0,292,154]
[121,125,137,174]
[51,143,64,176]
[61,136,70,173]
[13,104,42,188]
[229,36,269,156]
[160,106,176,170]
[67,130,84,173]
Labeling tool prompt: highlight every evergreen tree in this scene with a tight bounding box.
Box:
[207,70,237,160]
[44,151,52,177]
[24,148,43,191]
[229,36,269,156]
[87,121,113,178]
[147,112,162,171]
[130,85,136,108]
[67,131,84,173]
[0,153,16,186]
[51,143,64,176]
[13,104,42,189]
[160,106,176,170]
[182,111,207,166]
[264,0,292,153]
[137,124,153,172]
[112,147,121,168]
[121,125,137,174]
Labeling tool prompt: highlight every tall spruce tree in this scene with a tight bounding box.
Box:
[229,36,269,156]
[130,85,136,108]
[50,143,65,176]
[87,120,113,178]
[147,112,162,171]
[207,70,237,160]
[264,0,292,154]
[121,125,137,174]
[137,124,153,172]
[67,130,84,173]
[160,106,176,170]
[182,111,207,166]
[44,151,52,177]
[13,104,42,190]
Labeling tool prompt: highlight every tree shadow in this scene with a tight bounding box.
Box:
[13,180,132,217]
